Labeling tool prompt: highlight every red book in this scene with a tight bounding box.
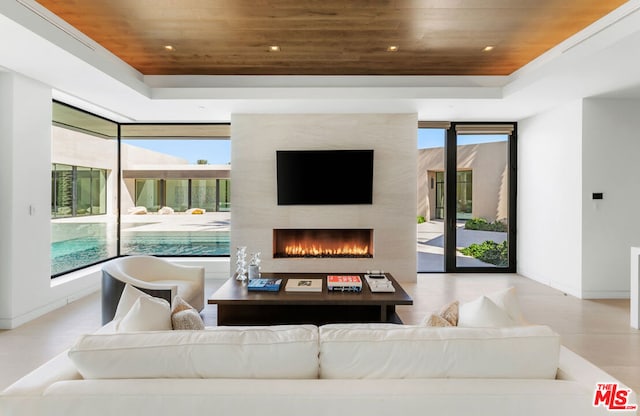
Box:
[327,275,362,292]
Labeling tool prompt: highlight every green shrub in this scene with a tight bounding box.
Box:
[460,240,508,267]
[417,216,426,224]
[464,218,507,232]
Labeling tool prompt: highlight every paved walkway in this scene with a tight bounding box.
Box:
[53,212,231,233]
[121,212,230,233]
[417,219,507,271]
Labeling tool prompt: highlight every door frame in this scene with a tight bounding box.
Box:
[444,122,517,273]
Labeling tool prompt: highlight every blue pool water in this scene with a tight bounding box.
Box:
[51,237,111,275]
[51,231,230,275]
[122,232,231,256]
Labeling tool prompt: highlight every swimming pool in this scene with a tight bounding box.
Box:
[51,231,230,276]
[122,231,231,256]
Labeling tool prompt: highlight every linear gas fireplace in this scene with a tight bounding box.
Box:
[273,229,373,259]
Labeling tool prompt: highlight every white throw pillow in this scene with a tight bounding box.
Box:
[116,295,172,332]
[458,295,516,328]
[114,284,150,320]
[487,287,527,325]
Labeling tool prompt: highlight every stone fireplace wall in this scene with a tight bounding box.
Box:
[230,114,417,282]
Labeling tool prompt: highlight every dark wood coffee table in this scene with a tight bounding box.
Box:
[208,272,413,326]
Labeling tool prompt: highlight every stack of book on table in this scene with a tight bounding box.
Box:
[327,275,362,292]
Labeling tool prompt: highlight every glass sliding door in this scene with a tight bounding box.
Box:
[419,122,516,273]
[192,179,217,212]
[135,179,162,212]
[51,164,73,218]
[217,179,231,212]
[166,179,189,212]
[76,166,93,216]
[452,124,514,270]
[92,168,107,215]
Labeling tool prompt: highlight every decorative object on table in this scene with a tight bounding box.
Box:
[327,275,362,292]
[285,278,323,292]
[247,278,282,292]
[235,246,247,281]
[364,273,395,293]
[248,252,261,279]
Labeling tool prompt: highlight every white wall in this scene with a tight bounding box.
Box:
[519,98,640,299]
[517,100,583,298]
[581,98,640,298]
[0,73,99,329]
[0,73,14,322]
[231,114,418,282]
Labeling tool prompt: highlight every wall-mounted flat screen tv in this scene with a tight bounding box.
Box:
[277,150,374,205]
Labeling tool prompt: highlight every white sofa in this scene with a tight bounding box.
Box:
[0,323,636,416]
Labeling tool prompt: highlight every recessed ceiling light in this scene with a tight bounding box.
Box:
[483,46,494,52]
[387,45,399,52]
[164,45,175,51]
[269,45,281,52]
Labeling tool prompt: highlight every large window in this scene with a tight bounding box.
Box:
[51,104,232,277]
[120,124,231,257]
[51,102,118,276]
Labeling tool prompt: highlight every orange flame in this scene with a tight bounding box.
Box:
[284,243,369,257]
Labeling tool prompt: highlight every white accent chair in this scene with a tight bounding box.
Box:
[101,256,204,324]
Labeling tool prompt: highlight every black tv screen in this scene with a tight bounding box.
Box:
[277,150,374,205]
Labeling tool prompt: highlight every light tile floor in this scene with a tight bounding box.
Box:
[1,273,638,394]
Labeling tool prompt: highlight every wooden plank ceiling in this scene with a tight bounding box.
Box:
[35,0,626,76]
